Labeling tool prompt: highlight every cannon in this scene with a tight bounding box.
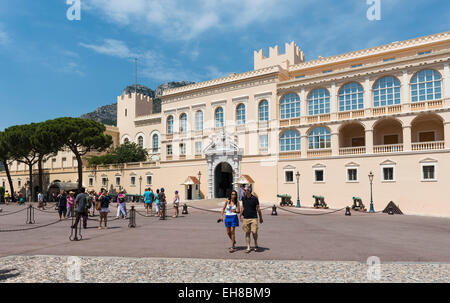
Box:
[277,194,293,207]
[351,197,367,212]
[313,195,329,209]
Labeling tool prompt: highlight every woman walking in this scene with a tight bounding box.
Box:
[116,191,127,219]
[172,190,180,218]
[67,191,75,218]
[57,190,67,220]
[89,191,97,217]
[98,190,111,229]
[219,190,240,253]
[155,189,160,217]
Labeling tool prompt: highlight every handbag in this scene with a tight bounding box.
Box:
[96,201,102,211]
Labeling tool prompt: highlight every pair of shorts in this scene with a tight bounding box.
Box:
[100,208,110,213]
[225,215,239,228]
[145,202,152,208]
[242,218,258,233]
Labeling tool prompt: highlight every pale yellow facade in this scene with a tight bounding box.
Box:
[2,31,450,217]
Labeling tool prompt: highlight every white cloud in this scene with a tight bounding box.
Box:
[0,24,9,45]
[79,39,138,58]
[84,0,303,40]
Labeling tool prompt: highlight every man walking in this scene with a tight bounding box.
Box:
[37,192,45,210]
[158,188,167,219]
[144,188,154,217]
[72,188,89,229]
[240,186,263,253]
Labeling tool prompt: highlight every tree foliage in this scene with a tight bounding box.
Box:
[87,142,148,166]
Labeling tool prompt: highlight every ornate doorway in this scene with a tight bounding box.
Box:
[214,162,233,198]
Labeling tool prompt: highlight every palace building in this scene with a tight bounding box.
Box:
[2,31,450,217]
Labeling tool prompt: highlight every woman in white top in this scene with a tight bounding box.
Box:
[172,190,180,218]
[219,190,241,253]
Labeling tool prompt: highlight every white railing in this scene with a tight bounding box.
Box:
[374,144,404,154]
[412,141,445,151]
[339,146,366,155]
[307,149,332,158]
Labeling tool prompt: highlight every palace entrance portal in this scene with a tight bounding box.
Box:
[214,162,233,198]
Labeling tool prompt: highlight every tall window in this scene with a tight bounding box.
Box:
[179,113,187,133]
[179,143,186,155]
[137,136,144,148]
[236,104,246,125]
[215,107,224,128]
[259,100,269,121]
[195,110,203,131]
[339,82,364,112]
[152,134,159,152]
[373,76,401,107]
[411,69,442,102]
[280,93,300,119]
[167,116,174,134]
[280,130,300,152]
[308,127,331,149]
[308,88,330,116]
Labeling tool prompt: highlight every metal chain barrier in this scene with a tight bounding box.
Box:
[69,215,83,241]
[0,219,64,233]
[0,207,28,217]
[26,205,35,224]
[187,205,222,213]
[128,206,136,228]
[277,206,347,216]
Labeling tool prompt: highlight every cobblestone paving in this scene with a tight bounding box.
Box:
[1,255,450,283]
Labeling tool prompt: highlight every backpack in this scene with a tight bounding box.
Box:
[86,195,92,210]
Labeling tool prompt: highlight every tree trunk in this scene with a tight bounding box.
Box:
[75,153,83,191]
[28,162,33,202]
[38,155,43,195]
[2,160,14,197]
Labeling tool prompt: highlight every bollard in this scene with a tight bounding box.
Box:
[26,205,35,224]
[271,205,278,216]
[182,203,189,215]
[69,215,83,241]
[160,202,166,220]
[128,206,136,228]
[345,207,351,216]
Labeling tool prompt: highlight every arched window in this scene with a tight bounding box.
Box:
[137,136,144,148]
[152,134,159,152]
[411,69,442,102]
[308,88,330,116]
[195,110,203,131]
[167,116,174,134]
[280,130,300,152]
[308,127,331,149]
[259,100,269,121]
[280,93,300,119]
[373,76,401,107]
[339,82,364,112]
[179,113,187,133]
[236,104,246,125]
[215,107,224,128]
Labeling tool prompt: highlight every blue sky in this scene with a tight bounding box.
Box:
[0,0,449,130]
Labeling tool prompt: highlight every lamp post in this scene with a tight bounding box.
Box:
[197,171,202,200]
[295,171,301,208]
[139,176,143,197]
[368,171,375,213]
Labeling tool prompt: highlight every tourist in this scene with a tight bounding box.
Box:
[4,191,9,205]
[89,191,97,217]
[220,190,240,253]
[19,193,24,205]
[239,185,245,202]
[172,190,180,218]
[98,190,111,229]
[155,189,160,217]
[37,192,45,210]
[158,188,166,218]
[144,188,154,217]
[240,186,263,253]
[116,191,127,219]
[57,190,67,220]
[67,191,75,217]
[72,188,89,229]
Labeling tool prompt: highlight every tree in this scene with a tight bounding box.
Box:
[87,142,148,166]
[3,124,40,201]
[0,131,15,197]
[48,118,113,191]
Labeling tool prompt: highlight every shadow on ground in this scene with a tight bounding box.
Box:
[0,269,20,281]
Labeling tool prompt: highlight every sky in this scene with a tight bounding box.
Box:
[0,0,449,130]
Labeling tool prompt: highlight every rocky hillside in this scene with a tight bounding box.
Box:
[81,81,195,126]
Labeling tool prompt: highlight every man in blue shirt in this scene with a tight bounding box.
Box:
[144,188,154,217]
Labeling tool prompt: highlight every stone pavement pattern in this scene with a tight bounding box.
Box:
[1,255,450,283]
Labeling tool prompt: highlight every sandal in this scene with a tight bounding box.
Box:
[254,246,259,252]
[245,248,251,254]
[229,247,236,253]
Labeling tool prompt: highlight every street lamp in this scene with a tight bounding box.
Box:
[368,171,375,213]
[295,171,301,208]
[197,171,202,200]
[139,176,143,197]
